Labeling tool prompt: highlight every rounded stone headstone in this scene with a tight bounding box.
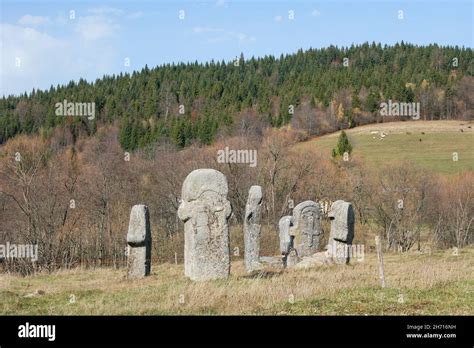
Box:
[290,200,321,257]
[178,169,232,281]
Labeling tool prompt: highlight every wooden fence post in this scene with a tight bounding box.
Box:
[375,235,386,288]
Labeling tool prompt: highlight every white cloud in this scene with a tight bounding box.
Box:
[0,23,117,96]
[18,15,51,26]
[215,0,225,7]
[88,6,124,16]
[274,15,283,22]
[74,15,117,41]
[1,23,65,66]
[1,24,67,94]
[311,9,321,17]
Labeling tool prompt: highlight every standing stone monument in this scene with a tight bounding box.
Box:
[244,185,263,273]
[290,200,321,257]
[279,215,293,256]
[126,204,151,279]
[177,169,232,281]
[279,215,294,268]
[327,200,355,264]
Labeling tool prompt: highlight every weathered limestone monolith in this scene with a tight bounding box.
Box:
[290,201,321,257]
[244,185,263,273]
[278,215,293,268]
[127,204,151,278]
[327,200,355,264]
[177,169,232,281]
[279,216,293,255]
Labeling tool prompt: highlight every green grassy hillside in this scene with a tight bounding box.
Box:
[295,121,474,175]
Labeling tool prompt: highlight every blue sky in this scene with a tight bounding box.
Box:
[1,0,472,96]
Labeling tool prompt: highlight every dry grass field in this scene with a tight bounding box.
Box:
[1,247,472,315]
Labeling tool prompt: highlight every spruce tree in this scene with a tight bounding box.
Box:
[119,116,133,150]
[333,130,353,157]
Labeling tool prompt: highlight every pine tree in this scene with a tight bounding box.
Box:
[119,116,133,150]
[333,130,353,157]
[366,90,380,113]
[351,90,361,109]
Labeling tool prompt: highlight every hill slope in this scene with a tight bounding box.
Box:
[1,43,472,149]
[295,120,474,175]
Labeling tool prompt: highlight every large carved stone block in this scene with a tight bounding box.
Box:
[290,201,321,257]
[178,169,232,281]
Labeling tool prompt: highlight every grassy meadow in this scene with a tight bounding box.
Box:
[1,247,472,315]
[294,120,474,175]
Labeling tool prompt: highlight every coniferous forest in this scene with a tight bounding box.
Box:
[1,42,472,149]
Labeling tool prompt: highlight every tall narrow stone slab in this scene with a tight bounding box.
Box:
[244,185,263,273]
[327,200,355,264]
[127,204,151,279]
[178,169,232,281]
[290,200,321,257]
[279,215,293,256]
[279,215,293,268]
